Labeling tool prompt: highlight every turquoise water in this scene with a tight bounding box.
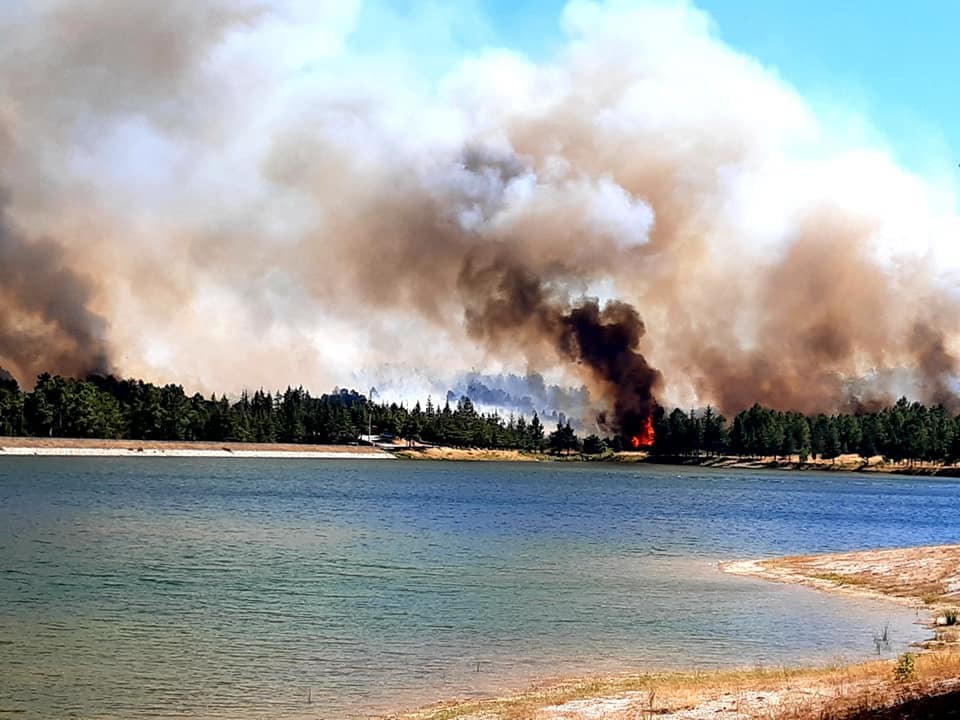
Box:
[1,459,955,719]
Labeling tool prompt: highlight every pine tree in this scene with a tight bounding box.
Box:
[528,413,544,451]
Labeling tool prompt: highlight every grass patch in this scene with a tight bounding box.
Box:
[807,572,873,588]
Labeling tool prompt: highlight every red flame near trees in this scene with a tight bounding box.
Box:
[630,416,655,449]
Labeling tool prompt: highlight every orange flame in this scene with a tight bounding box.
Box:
[630,416,655,449]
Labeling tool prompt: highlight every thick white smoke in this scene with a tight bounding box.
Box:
[1,0,959,416]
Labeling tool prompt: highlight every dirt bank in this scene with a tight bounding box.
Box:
[0,436,393,459]
[394,447,542,462]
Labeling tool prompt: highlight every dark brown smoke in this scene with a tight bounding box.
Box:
[912,322,959,411]
[0,196,111,383]
[559,300,661,438]
[458,247,661,438]
[660,210,960,415]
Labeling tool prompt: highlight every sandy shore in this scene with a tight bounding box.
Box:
[0,436,394,459]
[11,437,958,473]
[389,545,960,720]
[721,544,960,612]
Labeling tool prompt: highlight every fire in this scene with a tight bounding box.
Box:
[630,416,655,449]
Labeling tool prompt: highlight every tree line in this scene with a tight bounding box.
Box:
[651,400,960,463]
[2,371,960,463]
[0,372,549,448]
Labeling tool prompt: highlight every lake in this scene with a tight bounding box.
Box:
[1,458,955,719]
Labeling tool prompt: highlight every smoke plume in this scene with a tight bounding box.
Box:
[2,0,960,422]
[457,246,661,435]
[0,196,111,381]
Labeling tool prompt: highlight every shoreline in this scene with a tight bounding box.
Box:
[389,544,960,720]
[646,452,960,477]
[720,544,960,620]
[4,437,960,475]
[399,446,960,476]
[0,437,393,459]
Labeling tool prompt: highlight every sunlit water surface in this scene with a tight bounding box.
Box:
[1,458,956,719]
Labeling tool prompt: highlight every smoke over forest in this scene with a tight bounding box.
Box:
[2,0,960,432]
[0,196,112,380]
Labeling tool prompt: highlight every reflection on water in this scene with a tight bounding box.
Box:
[0,459,951,718]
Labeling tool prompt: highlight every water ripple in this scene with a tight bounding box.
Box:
[0,458,953,718]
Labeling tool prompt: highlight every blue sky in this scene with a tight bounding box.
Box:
[460,0,959,174]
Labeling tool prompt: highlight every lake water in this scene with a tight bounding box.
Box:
[1,459,956,719]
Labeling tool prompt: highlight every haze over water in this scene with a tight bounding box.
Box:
[1,459,955,718]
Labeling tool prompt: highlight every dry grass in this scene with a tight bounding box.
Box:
[388,650,960,720]
[394,447,542,462]
[392,665,820,720]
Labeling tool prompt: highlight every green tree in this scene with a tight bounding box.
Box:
[701,406,727,455]
[24,373,64,436]
[548,421,580,455]
[581,434,605,455]
[0,372,24,436]
[527,413,545,451]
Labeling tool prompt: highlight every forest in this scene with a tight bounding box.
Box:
[1,370,959,463]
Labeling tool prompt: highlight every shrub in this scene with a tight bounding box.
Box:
[581,434,606,455]
[893,652,916,683]
[945,609,959,626]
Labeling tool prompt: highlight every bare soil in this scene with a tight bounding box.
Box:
[0,436,389,456]
[722,544,960,609]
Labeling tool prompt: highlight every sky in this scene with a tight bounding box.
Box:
[468,0,960,177]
